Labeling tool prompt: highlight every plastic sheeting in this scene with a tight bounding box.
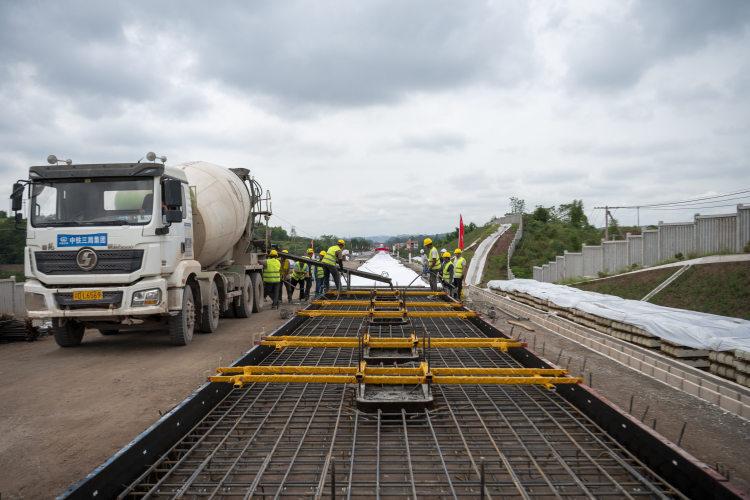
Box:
[487,279,750,352]
[350,252,428,288]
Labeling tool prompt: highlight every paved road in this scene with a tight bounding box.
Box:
[0,307,289,499]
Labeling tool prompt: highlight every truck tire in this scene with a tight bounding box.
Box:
[99,329,119,336]
[169,285,195,346]
[199,280,220,333]
[251,273,264,313]
[53,320,85,347]
[234,274,254,318]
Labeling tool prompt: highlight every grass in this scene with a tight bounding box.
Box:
[573,267,677,300]
[652,262,750,319]
[573,262,750,319]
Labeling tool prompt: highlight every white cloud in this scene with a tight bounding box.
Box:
[1,0,749,237]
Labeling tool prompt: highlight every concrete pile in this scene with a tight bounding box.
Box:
[488,279,750,386]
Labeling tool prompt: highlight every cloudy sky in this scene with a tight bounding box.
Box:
[1,0,749,237]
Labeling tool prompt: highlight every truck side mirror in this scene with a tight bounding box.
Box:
[162,179,183,208]
[165,209,183,223]
[10,183,23,212]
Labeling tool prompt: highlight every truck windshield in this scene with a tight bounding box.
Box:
[30,177,156,227]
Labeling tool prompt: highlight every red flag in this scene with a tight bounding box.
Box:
[459,214,465,250]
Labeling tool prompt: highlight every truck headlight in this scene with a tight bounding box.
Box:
[25,292,47,311]
[131,288,162,307]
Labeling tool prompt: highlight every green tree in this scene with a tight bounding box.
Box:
[509,197,526,214]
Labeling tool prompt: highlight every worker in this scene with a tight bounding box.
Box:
[303,248,314,300]
[420,248,427,274]
[452,248,467,300]
[290,258,309,302]
[424,238,441,291]
[322,239,345,291]
[440,251,454,292]
[262,249,281,309]
[280,249,293,303]
[315,250,327,296]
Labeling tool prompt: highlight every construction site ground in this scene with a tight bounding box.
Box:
[468,290,750,493]
[0,309,288,499]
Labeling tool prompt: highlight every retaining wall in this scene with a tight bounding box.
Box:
[532,205,750,283]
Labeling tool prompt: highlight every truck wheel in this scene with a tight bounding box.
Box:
[234,274,254,318]
[251,273,264,313]
[53,320,85,347]
[199,280,220,333]
[169,285,195,346]
[99,329,119,336]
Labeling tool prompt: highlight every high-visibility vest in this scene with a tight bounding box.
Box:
[428,246,441,270]
[281,259,290,275]
[263,258,281,283]
[292,261,308,280]
[316,263,325,278]
[322,245,341,266]
[442,260,454,282]
[454,257,466,278]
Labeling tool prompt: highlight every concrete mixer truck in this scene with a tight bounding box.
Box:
[10,155,272,347]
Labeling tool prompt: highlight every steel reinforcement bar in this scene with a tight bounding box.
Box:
[62,288,743,499]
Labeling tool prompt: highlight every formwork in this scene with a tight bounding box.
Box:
[63,289,742,499]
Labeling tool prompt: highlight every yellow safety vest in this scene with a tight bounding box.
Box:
[292,261,308,280]
[454,257,466,278]
[428,246,441,270]
[322,245,341,266]
[316,262,325,278]
[442,260,454,282]
[263,258,281,283]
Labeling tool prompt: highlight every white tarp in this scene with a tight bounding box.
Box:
[487,279,750,352]
[465,224,511,285]
[350,252,428,287]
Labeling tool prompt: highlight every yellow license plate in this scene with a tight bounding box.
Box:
[72,290,103,301]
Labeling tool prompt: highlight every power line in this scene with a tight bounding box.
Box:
[639,202,748,211]
[596,187,750,210]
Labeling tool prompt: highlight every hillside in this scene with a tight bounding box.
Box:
[510,204,602,278]
[573,261,750,319]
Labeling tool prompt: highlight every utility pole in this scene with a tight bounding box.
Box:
[604,206,609,241]
[637,206,640,229]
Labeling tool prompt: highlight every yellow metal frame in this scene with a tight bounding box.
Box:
[259,334,524,352]
[325,290,447,297]
[297,310,476,318]
[210,362,581,388]
[312,300,463,308]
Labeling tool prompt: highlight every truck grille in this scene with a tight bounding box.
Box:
[55,291,123,309]
[35,250,144,275]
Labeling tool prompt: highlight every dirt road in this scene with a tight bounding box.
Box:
[0,309,288,499]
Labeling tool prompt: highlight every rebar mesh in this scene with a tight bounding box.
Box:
[121,291,682,499]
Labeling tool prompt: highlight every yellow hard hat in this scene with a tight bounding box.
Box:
[442,251,451,258]
[307,248,314,254]
[423,237,432,246]
[319,250,326,256]
[337,239,345,246]
[269,249,279,257]
[454,248,462,254]
[282,249,289,253]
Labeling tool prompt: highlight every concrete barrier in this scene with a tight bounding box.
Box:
[531,204,750,282]
[0,278,25,318]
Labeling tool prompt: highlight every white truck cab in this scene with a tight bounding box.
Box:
[12,156,270,347]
